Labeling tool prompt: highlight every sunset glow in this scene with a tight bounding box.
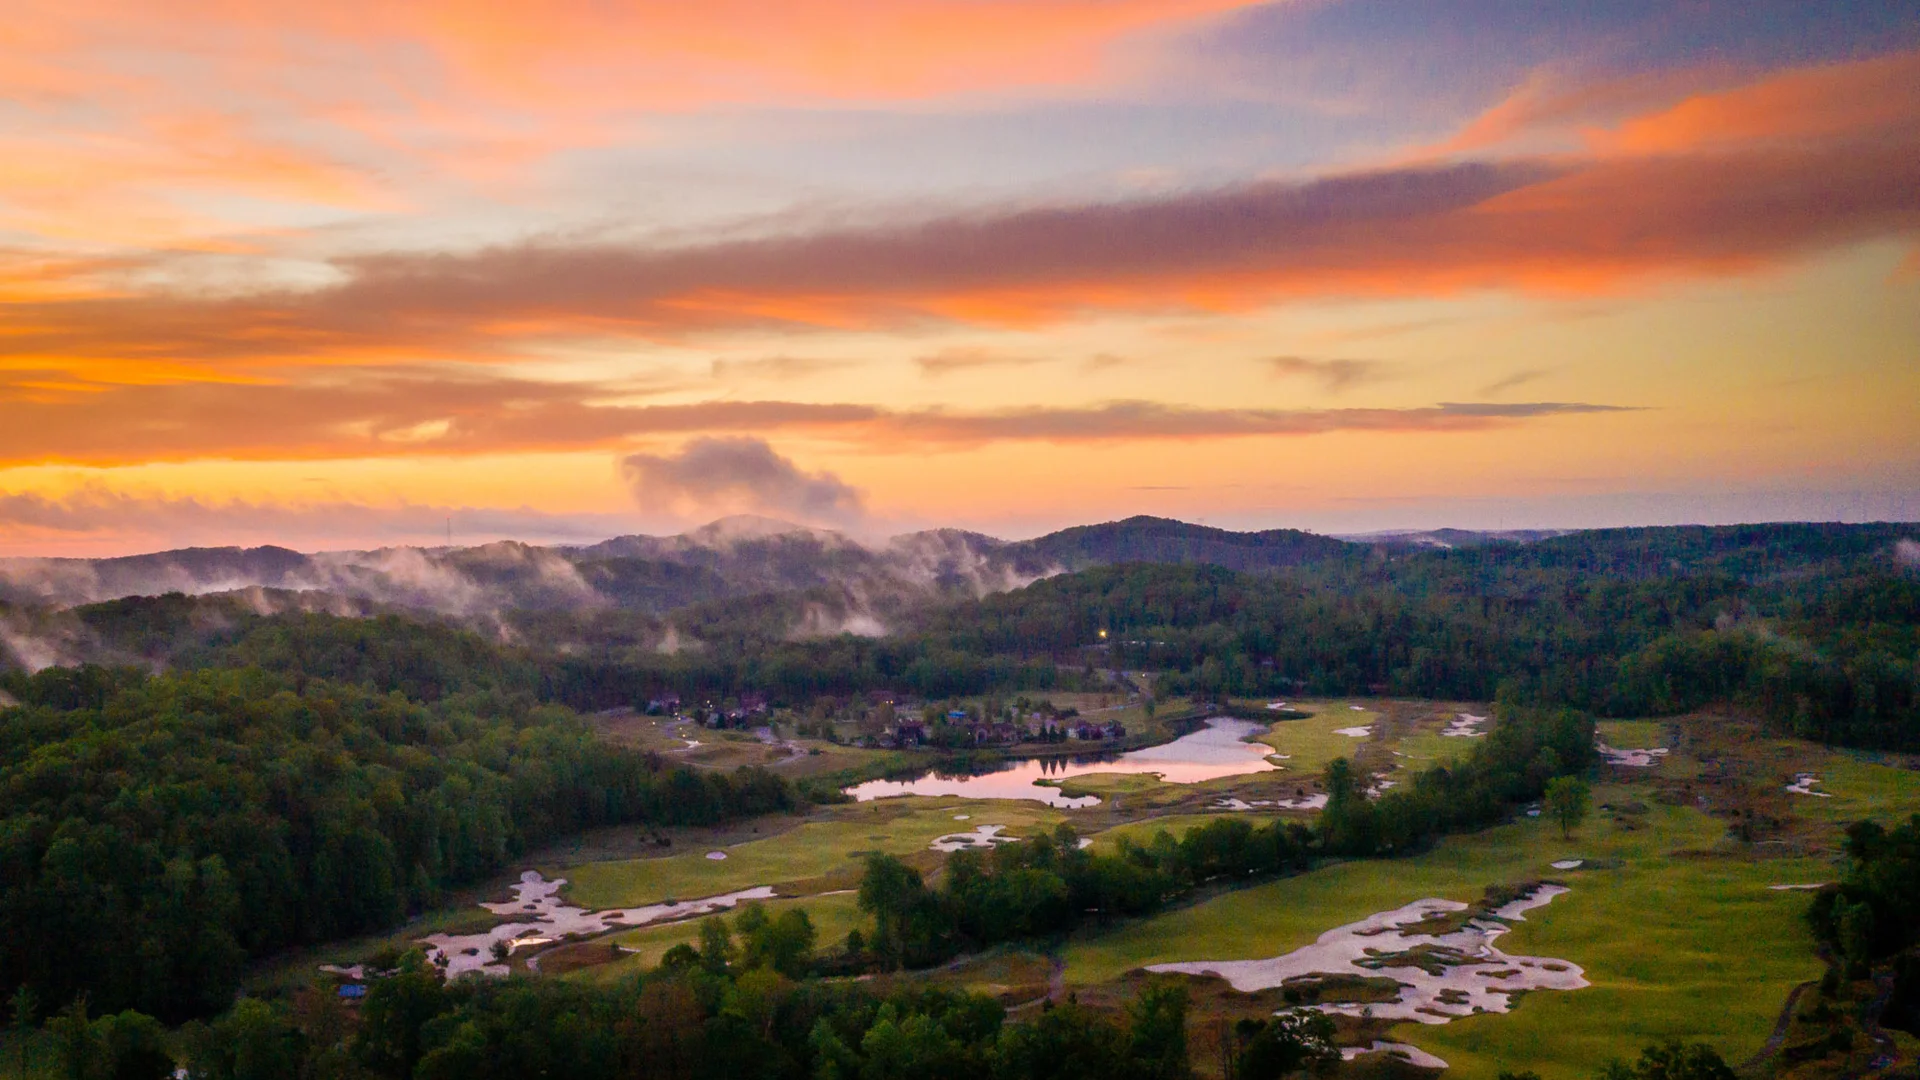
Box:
[3,1,1916,553]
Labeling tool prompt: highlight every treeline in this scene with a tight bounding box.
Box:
[0,665,796,1021]
[28,524,1918,749]
[849,706,1596,969]
[25,947,1201,1080]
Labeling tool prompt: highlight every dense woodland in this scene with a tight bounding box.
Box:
[0,520,1914,1074]
[0,666,795,1020]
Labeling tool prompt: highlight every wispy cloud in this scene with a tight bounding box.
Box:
[916,348,1050,377]
[1479,368,1552,395]
[1264,356,1391,391]
[0,366,1639,464]
[711,355,861,381]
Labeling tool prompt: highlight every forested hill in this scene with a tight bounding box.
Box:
[1007,515,1353,571]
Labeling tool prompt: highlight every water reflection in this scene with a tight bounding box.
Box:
[845,718,1281,807]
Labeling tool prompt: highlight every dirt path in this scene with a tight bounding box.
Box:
[1740,979,1815,1070]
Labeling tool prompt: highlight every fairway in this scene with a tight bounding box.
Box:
[556,800,1067,908]
[1061,793,1835,1080]
[1258,703,1383,772]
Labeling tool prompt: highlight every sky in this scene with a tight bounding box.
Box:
[2,0,1917,555]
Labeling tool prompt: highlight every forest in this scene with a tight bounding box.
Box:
[56,522,1909,750]
[0,665,796,1020]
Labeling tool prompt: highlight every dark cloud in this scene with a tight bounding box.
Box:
[1264,356,1391,391]
[620,437,867,524]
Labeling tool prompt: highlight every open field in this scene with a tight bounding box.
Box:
[1061,794,1831,1079]
[556,798,1070,909]
[1257,702,1383,772]
[1595,719,1671,748]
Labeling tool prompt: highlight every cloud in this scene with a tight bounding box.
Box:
[1264,356,1390,391]
[0,364,1639,465]
[711,355,861,380]
[1480,368,1551,395]
[0,364,1639,464]
[916,348,1050,377]
[0,486,634,556]
[14,44,1918,374]
[620,437,867,524]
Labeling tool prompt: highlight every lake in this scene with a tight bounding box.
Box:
[844,717,1281,807]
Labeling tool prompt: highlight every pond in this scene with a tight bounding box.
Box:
[843,717,1282,807]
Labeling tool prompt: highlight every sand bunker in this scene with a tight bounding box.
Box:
[1442,713,1488,738]
[705,851,728,860]
[1335,726,1373,738]
[1786,773,1831,797]
[415,871,774,978]
[1550,860,1584,870]
[953,814,971,820]
[1768,883,1828,891]
[1596,742,1669,767]
[1146,886,1586,1024]
[930,824,1018,852]
[1350,705,1368,712]
[1343,1042,1449,1070]
[1368,773,1398,797]
[1266,702,1292,710]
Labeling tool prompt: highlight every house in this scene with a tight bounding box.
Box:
[890,721,928,747]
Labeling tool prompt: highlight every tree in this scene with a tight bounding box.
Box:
[698,917,735,975]
[1603,1040,1737,1080]
[1233,1010,1335,1080]
[9,986,36,1080]
[1544,776,1591,840]
[1126,982,1191,1080]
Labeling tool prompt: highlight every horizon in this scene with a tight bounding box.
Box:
[5,511,1917,563]
[3,2,1916,557]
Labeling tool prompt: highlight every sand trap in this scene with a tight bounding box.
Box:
[930,824,1017,852]
[953,814,971,820]
[1147,886,1585,1024]
[1768,883,1828,891]
[1350,705,1368,712]
[319,963,364,979]
[1550,860,1584,870]
[1442,713,1488,738]
[1786,773,1831,797]
[1335,726,1372,738]
[1367,774,1398,798]
[413,871,774,978]
[1266,702,1292,710]
[705,851,728,860]
[1597,742,1669,767]
[1343,1042,1449,1070]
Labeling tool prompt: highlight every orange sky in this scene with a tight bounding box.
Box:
[1,2,1916,553]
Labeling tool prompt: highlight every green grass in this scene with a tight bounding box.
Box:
[1061,791,1832,1080]
[1257,703,1380,772]
[572,891,868,981]
[1798,753,1920,824]
[1394,731,1480,766]
[1596,720,1670,748]
[556,801,1067,909]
